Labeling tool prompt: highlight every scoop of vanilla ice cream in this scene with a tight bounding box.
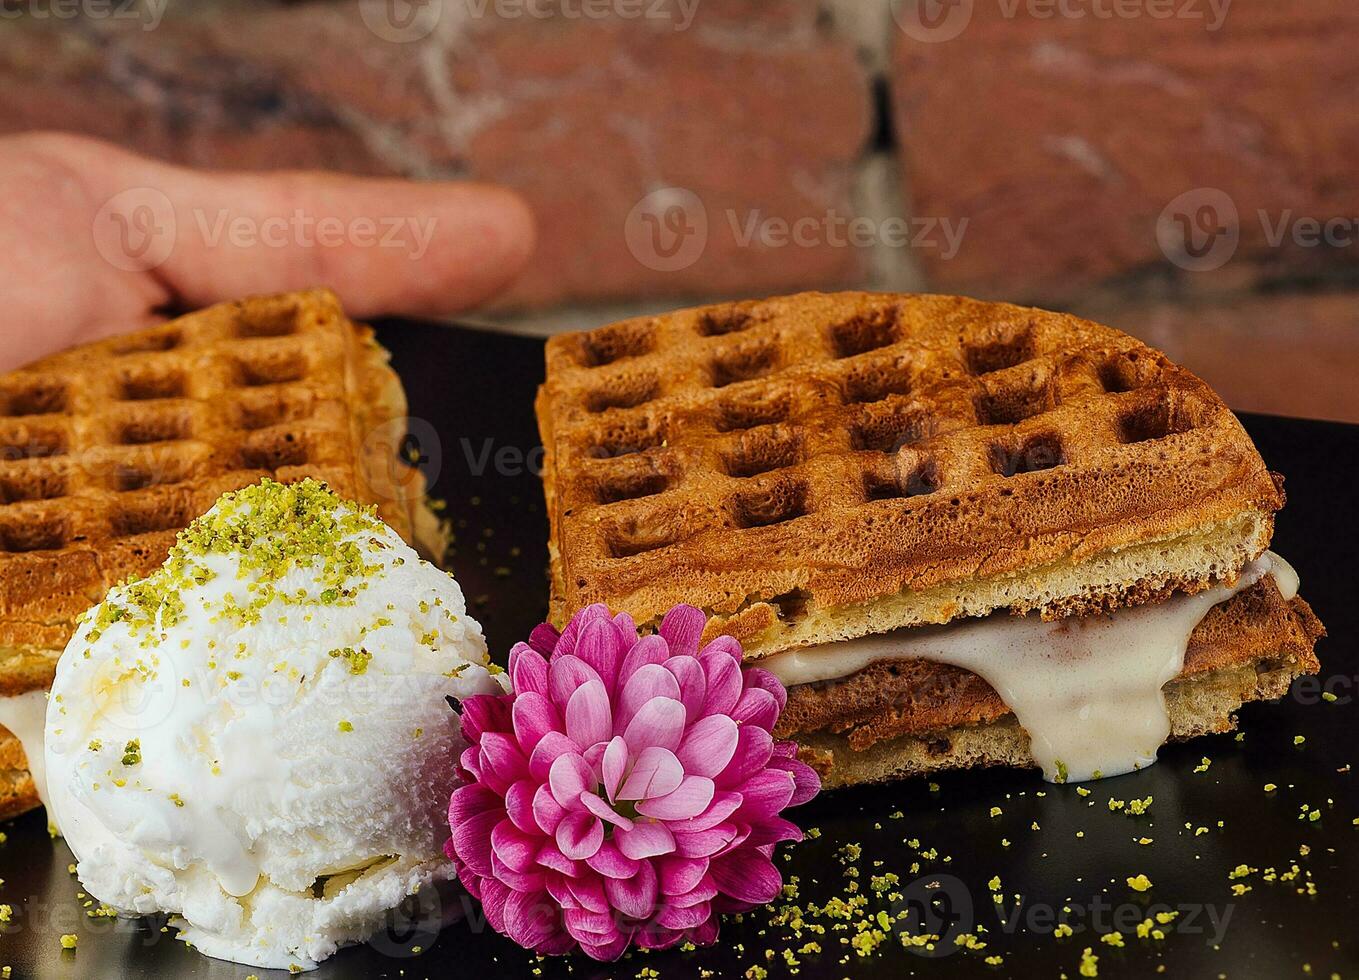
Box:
[44,479,506,971]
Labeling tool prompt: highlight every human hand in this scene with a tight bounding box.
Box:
[0,132,535,372]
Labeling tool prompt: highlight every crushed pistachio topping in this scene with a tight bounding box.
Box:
[59,934,77,950]
[121,740,142,767]
[328,647,373,675]
[78,480,388,657]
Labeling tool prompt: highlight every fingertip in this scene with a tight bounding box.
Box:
[421,183,537,313]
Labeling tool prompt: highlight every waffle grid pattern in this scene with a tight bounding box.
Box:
[0,292,370,561]
[538,292,1273,623]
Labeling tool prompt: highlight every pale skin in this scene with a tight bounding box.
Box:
[0,132,536,372]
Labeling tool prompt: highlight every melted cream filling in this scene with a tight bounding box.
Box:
[0,689,51,811]
[763,553,1298,783]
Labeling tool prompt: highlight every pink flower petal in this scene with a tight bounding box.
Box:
[659,604,706,657]
[459,694,511,744]
[699,649,742,717]
[623,697,686,753]
[657,856,709,896]
[605,859,658,920]
[697,634,743,662]
[555,603,611,657]
[617,746,683,802]
[580,791,634,831]
[504,780,538,834]
[736,769,796,821]
[565,679,613,750]
[529,731,578,782]
[741,665,787,713]
[601,736,628,802]
[503,887,561,951]
[710,850,782,906]
[665,655,707,723]
[479,731,529,786]
[546,876,579,910]
[618,664,682,732]
[672,824,738,859]
[731,687,780,732]
[743,815,803,848]
[676,714,739,778]
[494,859,546,897]
[527,622,561,656]
[509,644,550,697]
[568,875,610,914]
[585,840,640,880]
[535,843,579,877]
[615,819,677,860]
[574,616,624,690]
[655,901,710,931]
[562,907,614,938]
[479,877,510,935]
[532,782,566,835]
[667,790,743,834]
[689,917,720,947]
[512,692,557,748]
[548,753,594,809]
[548,654,603,711]
[555,810,604,861]
[612,610,637,636]
[450,806,500,876]
[637,775,715,821]
[667,877,718,906]
[716,725,773,787]
[769,750,821,807]
[618,634,669,688]
[491,818,540,874]
[449,783,501,829]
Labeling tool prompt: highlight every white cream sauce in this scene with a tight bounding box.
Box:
[0,688,51,811]
[764,553,1298,783]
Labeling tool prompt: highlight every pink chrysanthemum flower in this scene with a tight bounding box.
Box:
[445,603,820,961]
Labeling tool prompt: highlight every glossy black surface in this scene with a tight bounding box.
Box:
[1,321,1355,979]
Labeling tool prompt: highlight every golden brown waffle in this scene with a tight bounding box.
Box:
[536,292,1283,656]
[0,288,431,819]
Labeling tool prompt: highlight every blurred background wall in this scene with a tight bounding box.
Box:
[2,0,1357,420]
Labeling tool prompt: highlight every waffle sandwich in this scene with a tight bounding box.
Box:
[0,288,436,818]
[535,292,1323,788]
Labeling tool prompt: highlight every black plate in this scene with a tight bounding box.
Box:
[1,320,1355,979]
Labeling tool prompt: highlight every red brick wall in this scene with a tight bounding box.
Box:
[1,0,1357,417]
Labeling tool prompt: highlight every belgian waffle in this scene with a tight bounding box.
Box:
[0,288,433,818]
[537,292,1280,653]
[536,292,1323,786]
